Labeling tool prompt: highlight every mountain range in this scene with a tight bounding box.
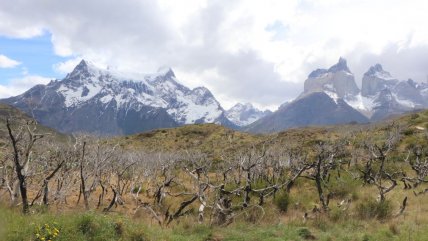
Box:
[246,58,428,133]
[1,58,427,135]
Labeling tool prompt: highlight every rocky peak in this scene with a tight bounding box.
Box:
[407,79,417,88]
[362,64,397,96]
[308,69,328,78]
[365,63,383,76]
[157,66,176,79]
[225,102,271,127]
[327,57,351,73]
[303,57,359,98]
[232,102,254,111]
[364,64,393,79]
[66,60,93,79]
[63,60,111,88]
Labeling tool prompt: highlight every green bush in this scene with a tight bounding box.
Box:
[128,230,148,241]
[78,214,98,236]
[298,227,315,240]
[329,173,359,199]
[274,191,290,213]
[356,198,393,220]
[402,129,414,136]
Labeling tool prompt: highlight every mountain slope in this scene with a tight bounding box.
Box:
[246,92,368,133]
[1,60,236,135]
[0,103,67,145]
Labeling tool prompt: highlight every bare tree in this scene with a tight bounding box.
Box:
[5,119,44,213]
[358,124,404,202]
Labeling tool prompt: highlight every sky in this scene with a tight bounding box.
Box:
[0,0,428,110]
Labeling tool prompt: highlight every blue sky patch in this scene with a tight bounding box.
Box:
[265,21,289,41]
[0,33,71,84]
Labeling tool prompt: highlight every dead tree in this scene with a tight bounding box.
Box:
[30,144,65,206]
[5,119,44,214]
[103,151,137,212]
[301,141,341,211]
[75,137,117,210]
[359,123,403,202]
[405,146,428,191]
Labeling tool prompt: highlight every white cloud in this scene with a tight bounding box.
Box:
[0,0,427,108]
[0,75,52,98]
[0,54,21,68]
[53,58,84,74]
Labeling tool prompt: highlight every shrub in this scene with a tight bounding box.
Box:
[328,174,359,200]
[274,191,290,213]
[129,230,148,241]
[298,228,316,240]
[78,214,99,236]
[402,129,414,136]
[114,221,124,236]
[356,198,393,220]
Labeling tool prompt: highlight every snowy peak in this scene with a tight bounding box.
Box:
[225,103,271,127]
[156,66,176,79]
[346,64,428,120]
[1,59,234,135]
[361,64,398,97]
[364,64,394,80]
[70,59,105,76]
[67,59,93,80]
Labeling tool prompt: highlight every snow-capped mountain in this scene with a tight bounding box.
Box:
[246,58,369,133]
[247,57,428,133]
[346,64,428,119]
[225,103,272,127]
[1,60,235,135]
[3,58,427,135]
[299,58,428,120]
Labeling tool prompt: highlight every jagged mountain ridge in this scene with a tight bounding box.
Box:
[346,63,428,120]
[1,60,236,135]
[301,58,428,120]
[225,103,272,126]
[247,57,428,133]
[3,58,428,135]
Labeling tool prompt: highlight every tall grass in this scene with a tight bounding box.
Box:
[2,204,428,241]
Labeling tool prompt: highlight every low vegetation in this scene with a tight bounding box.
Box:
[2,109,428,240]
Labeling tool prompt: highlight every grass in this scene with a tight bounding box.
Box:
[3,195,428,241]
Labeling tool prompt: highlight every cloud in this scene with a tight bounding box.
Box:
[53,58,84,74]
[0,75,52,98]
[347,43,428,85]
[0,54,21,68]
[0,0,427,109]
